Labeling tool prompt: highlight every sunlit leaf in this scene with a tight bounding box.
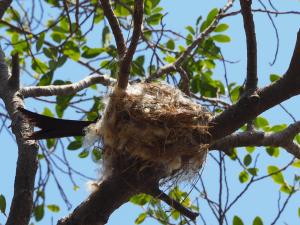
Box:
[47,204,60,213]
[267,166,285,184]
[214,23,229,32]
[239,170,249,183]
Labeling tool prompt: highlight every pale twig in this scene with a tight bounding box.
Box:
[20,74,115,98]
[210,121,300,158]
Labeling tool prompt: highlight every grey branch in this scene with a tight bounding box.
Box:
[210,121,300,158]
[0,48,39,225]
[20,74,116,98]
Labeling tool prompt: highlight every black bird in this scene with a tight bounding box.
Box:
[19,107,95,140]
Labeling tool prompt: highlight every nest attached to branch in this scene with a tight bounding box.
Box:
[85,82,212,181]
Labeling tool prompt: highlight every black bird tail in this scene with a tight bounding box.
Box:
[18,108,95,140]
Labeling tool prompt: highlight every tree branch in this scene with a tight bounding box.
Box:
[0,48,39,225]
[240,0,257,93]
[210,121,300,158]
[0,0,12,19]
[99,0,126,58]
[118,0,144,90]
[209,29,300,141]
[20,74,115,98]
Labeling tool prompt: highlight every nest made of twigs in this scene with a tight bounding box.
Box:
[85,82,212,181]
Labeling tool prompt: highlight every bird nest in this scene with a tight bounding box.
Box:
[85,82,212,181]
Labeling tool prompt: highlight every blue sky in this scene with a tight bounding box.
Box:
[1,0,300,225]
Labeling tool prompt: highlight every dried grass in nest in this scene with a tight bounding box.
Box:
[85,82,212,181]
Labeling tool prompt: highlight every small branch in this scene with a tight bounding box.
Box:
[147,0,234,81]
[0,0,12,19]
[20,74,115,98]
[118,0,144,90]
[210,121,300,158]
[240,0,257,94]
[222,9,300,19]
[176,66,190,96]
[191,94,230,108]
[100,0,126,58]
[150,188,199,221]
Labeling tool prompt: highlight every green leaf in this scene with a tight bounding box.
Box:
[266,147,280,157]
[146,13,163,25]
[46,139,56,149]
[82,47,105,58]
[233,215,244,225]
[78,149,89,158]
[212,34,231,43]
[0,195,6,215]
[228,148,238,160]
[267,166,285,184]
[298,208,300,218]
[130,194,152,206]
[253,216,263,225]
[246,146,255,153]
[214,23,229,32]
[243,154,252,166]
[55,94,74,118]
[270,124,287,132]
[248,168,258,176]
[239,170,249,183]
[47,204,60,213]
[200,8,218,32]
[67,141,82,150]
[292,160,300,168]
[36,32,45,52]
[185,25,195,35]
[255,117,269,129]
[166,39,175,50]
[34,205,44,222]
[280,183,293,194]
[63,41,80,61]
[171,209,180,220]
[164,54,176,63]
[32,58,49,74]
[92,148,102,161]
[135,212,147,224]
[270,74,280,82]
[42,107,54,117]
[230,86,241,102]
[51,32,66,43]
[38,71,54,86]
